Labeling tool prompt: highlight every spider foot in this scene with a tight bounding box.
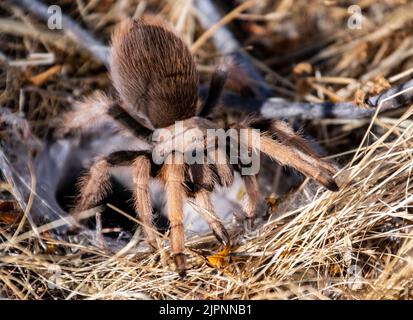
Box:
[244,217,255,232]
[211,222,231,247]
[173,253,187,279]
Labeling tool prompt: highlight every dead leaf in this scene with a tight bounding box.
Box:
[369,75,391,96]
[29,65,62,86]
[293,62,313,76]
[0,200,23,225]
[354,89,367,107]
[206,245,231,269]
[265,193,277,215]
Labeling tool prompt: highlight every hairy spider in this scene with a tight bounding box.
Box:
[57,17,339,277]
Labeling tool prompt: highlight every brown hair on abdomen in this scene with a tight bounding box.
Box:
[110,18,199,128]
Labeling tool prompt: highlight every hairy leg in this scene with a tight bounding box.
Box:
[75,150,157,242]
[242,175,260,229]
[107,103,154,138]
[55,92,114,138]
[198,59,231,117]
[132,155,158,250]
[56,90,153,141]
[194,190,230,246]
[232,125,338,191]
[270,121,337,175]
[160,155,187,277]
[75,158,112,213]
[210,147,234,188]
[259,133,338,191]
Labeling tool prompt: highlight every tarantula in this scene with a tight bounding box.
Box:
[58,17,339,277]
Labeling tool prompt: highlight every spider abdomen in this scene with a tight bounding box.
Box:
[110,18,199,128]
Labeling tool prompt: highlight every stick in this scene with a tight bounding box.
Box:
[211,78,413,120]
[9,0,109,66]
[191,0,256,53]
[193,0,273,98]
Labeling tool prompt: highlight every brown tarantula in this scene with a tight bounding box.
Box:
[58,17,339,277]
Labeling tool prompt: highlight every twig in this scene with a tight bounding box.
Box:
[213,78,413,120]
[95,211,105,250]
[191,0,256,53]
[0,18,68,52]
[193,0,273,98]
[9,0,109,66]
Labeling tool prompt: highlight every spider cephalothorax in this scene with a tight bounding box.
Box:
[57,17,339,277]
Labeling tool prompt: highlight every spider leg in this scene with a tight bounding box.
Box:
[132,155,158,250]
[233,125,338,191]
[210,147,234,188]
[107,103,154,139]
[186,160,231,246]
[194,190,230,247]
[55,92,114,138]
[75,157,112,213]
[75,150,159,248]
[198,59,231,117]
[160,154,187,278]
[247,119,337,176]
[270,121,337,175]
[241,175,260,230]
[258,132,339,191]
[56,91,153,141]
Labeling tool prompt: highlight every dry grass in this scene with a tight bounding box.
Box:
[1,106,413,300]
[1,0,413,300]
